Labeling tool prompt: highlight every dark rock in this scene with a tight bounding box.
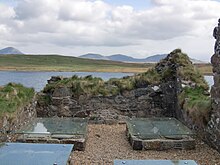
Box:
[213,74,220,86]
[47,76,64,84]
[52,87,72,97]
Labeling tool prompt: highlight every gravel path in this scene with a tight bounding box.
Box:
[71,124,220,165]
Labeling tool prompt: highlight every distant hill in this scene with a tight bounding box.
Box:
[108,54,141,62]
[79,53,206,64]
[144,54,167,63]
[0,47,23,55]
[79,53,167,63]
[79,53,109,60]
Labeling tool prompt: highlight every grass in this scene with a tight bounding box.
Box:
[44,75,119,97]
[43,69,162,98]
[0,83,35,117]
[0,54,152,73]
[178,87,211,126]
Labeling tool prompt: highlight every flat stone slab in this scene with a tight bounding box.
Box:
[16,117,88,151]
[126,118,195,150]
[114,160,198,165]
[0,143,73,165]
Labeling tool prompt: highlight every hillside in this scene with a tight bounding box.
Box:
[0,53,211,74]
[0,47,23,55]
[0,54,151,73]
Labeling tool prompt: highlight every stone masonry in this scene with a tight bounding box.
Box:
[36,83,178,124]
[206,19,220,152]
[0,98,37,142]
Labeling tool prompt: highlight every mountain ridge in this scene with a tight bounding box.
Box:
[0,47,24,55]
[79,53,168,63]
[79,53,206,64]
[0,47,206,64]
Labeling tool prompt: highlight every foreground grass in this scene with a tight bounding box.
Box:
[0,83,35,117]
[0,54,152,73]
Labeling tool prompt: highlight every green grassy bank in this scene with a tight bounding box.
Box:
[0,54,212,74]
[0,54,151,73]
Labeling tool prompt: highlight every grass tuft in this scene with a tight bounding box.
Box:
[0,83,35,117]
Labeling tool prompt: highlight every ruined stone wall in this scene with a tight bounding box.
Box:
[0,99,37,142]
[206,54,220,152]
[36,51,183,123]
[36,81,178,124]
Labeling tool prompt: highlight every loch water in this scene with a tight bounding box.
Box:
[0,71,133,92]
[0,71,214,92]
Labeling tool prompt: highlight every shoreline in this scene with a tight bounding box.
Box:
[0,68,212,75]
[0,68,146,73]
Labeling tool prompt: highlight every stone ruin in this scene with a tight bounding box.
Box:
[36,49,207,150]
[1,20,220,153]
[206,18,220,152]
[36,51,183,123]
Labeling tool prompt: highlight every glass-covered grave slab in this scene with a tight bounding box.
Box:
[126,118,195,150]
[114,160,198,165]
[0,143,73,165]
[16,118,88,151]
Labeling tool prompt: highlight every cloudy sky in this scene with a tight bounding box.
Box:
[0,0,220,61]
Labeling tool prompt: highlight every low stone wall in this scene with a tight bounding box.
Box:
[126,125,195,151]
[178,109,207,137]
[36,81,178,123]
[0,99,37,142]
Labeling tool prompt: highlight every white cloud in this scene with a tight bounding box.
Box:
[0,3,15,19]
[58,0,110,22]
[0,0,220,61]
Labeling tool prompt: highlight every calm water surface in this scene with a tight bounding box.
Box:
[0,71,214,92]
[0,71,133,92]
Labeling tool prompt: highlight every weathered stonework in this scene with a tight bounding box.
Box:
[0,98,37,142]
[205,19,220,152]
[36,52,183,123]
[36,83,178,123]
